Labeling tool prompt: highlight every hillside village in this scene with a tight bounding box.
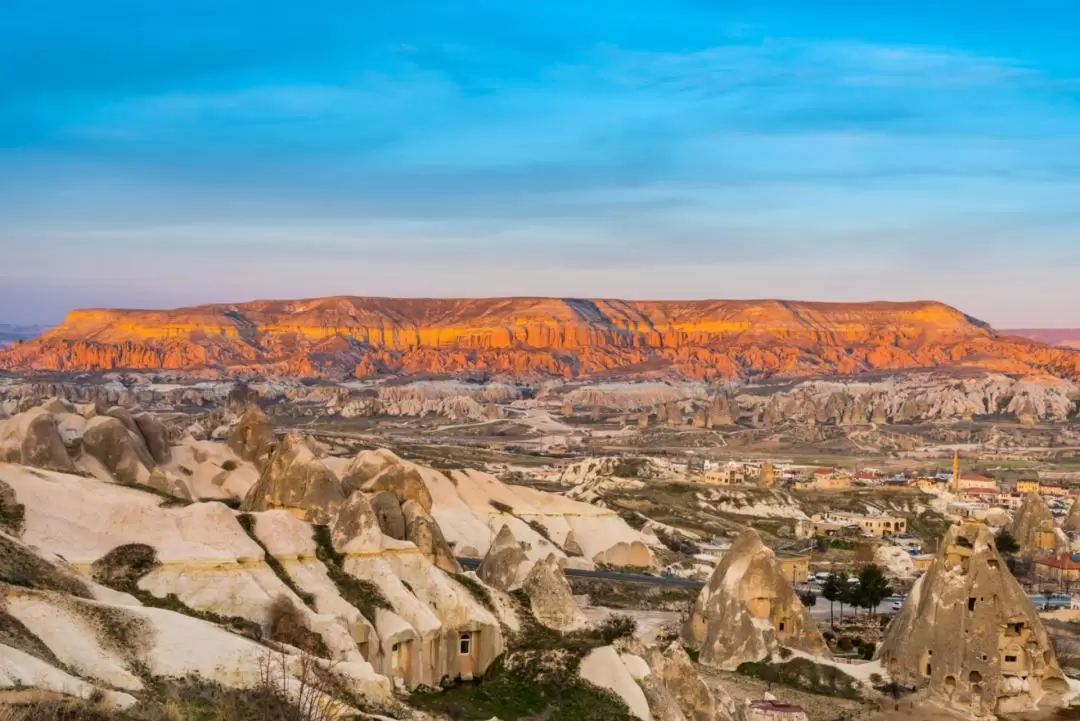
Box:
[3,397,1080,721]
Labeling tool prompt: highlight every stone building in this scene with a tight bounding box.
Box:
[878,520,1067,717]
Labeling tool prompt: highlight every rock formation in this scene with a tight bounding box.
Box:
[241,434,346,523]
[477,525,532,592]
[370,490,407,540]
[402,499,461,574]
[683,529,829,670]
[521,553,587,632]
[0,409,75,472]
[878,520,1067,716]
[5,296,1079,383]
[227,406,278,469]
[80,416,154,485]
[1012,493,1063,557]
[134,412,172,465]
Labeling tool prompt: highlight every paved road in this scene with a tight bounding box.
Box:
[456,557,706,589]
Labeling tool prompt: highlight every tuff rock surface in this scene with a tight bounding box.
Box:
[878,521,1067,716]
[521,553,587,632]
[683,529,829,670]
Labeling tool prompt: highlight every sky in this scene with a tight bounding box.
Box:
[2,1,1080,327]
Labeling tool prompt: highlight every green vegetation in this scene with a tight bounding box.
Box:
[489,500,515,514]
[567,576,696,610]
[91,544,264,641]
[0,606,62,667]
[73,602,150,658]
[525,519,554,543]
[0,480,26,534]
[237,514,316,608]
[90,543,161,587]
[221,460,239,472]
[611,457,650,479]
[996,529,1020,555]
[450,572,497,613]
[410,593,638,720]
[311,525,392,621]
[0,535,92,598]
[736,658,863,699]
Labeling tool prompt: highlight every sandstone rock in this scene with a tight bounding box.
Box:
[1012,493,1062,557]
[330,490,384,553]
[134,412,172,465]
[1063,500,1080,534]
[402,499,461,574]
[348,462,434,514]
[563,530,584,557]
[7,298,1077,388]
[370,491,407,540]
[227,406,277,469]
[241,434,345,523]
[477,525,531,592]
[39,398,75,414]
[578,646,652,721]
[105,406,139,435]
[878,521,1067,716]
[684,529,828,670]
[80,416,152,485]
[17,412,75,472]
[522,553,586,632]
[634,640,735,721]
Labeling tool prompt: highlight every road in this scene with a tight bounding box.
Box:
[456,557,706,589]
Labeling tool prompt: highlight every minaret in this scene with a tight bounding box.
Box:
[952,450,960,493]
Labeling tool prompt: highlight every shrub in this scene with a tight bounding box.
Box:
[237,514,315,608]
[267,595,330,657]
[736,658,862,699]
[451,573,497,613]
[0,536,91,598]
[90,543,161,587]
[0,480,25,535]
[221,460,239,472]
[490,500,514,514]
[778,646,793,660]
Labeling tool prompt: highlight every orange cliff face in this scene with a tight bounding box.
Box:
[2,296,1078,382]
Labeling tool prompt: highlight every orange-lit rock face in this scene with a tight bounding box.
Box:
[3,296,1079,381]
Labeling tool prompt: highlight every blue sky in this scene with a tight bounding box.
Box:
[2,1,1080,326]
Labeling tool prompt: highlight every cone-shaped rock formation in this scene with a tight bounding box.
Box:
[477,525,531,592]
[683,529,828,670]
[878,520,1067,716]
[1012,493,1062,558]
[241,434,345,523]
[522,553,587,632]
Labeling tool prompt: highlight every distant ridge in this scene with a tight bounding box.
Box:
[1005,329,1080,351]
[1,295,1077,381]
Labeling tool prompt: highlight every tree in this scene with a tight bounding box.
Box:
[830,571,852,623]
[996,530,1020,556]
[854,564,893,619]
[821,574,842,628]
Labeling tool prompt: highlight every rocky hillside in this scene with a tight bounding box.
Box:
[1007,329,1080,350]
[4,295,1080,382]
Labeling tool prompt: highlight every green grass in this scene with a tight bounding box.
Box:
[450,573,497,613]
[735,658,863,700]
[236,514,316,608]
[410,593,638,721]
[311,525,392,621]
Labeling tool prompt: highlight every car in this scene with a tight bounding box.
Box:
[891,601,903,610]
